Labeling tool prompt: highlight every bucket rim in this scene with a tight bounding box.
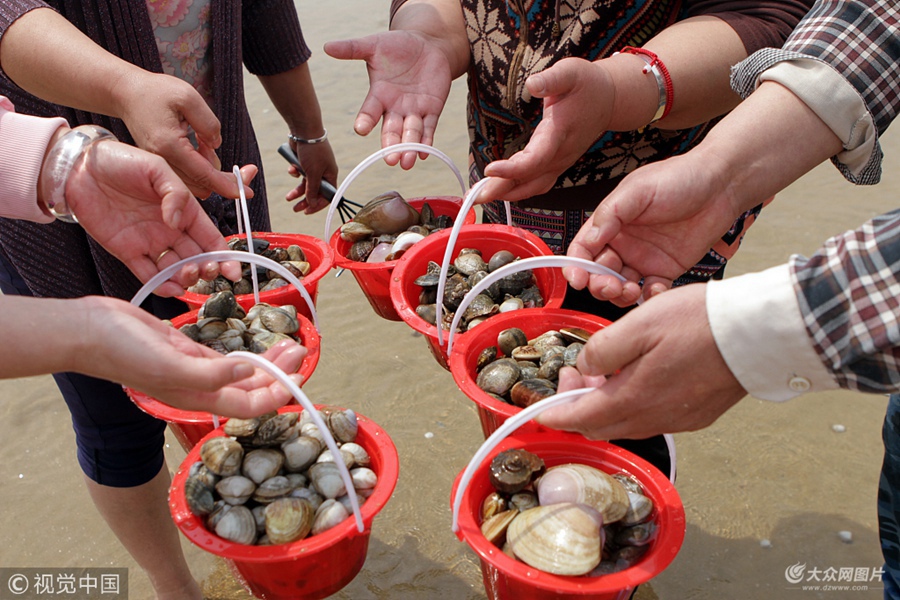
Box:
[446,307,610,424]
[178,232,334,308]
[389,224,568,342]
[329,196,475,271]
[452,431,686,592]
[126,309,321,423]
[169,405,400,562]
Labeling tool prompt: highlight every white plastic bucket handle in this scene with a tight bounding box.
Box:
[228,351,364,533]
[450,386,676,532]
[323,143,467,240]
[435,176,513,346]
[446,255,636,354]
[130,250,320,332]
[232,165,260,305]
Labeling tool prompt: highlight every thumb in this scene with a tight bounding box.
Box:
[526,60,579,99]
[576,320,642,378]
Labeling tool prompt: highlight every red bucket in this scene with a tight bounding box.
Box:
[126,308,321,452]
[448,308,609,439]
[390,225,568,370]
[169,405,399,600]
[452,430,685,600]
[330,196,476,321]
[179,232,333,323]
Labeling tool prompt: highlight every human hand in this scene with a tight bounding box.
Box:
[65,139,255,296]
[324,31,452,169]
[115,72,253,200]
[76,296,308,418]
[481,58,616,202]
[284,139,339,215]
[565,152,741,306]
[537,283,746,439]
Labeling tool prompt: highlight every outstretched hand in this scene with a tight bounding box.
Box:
[78,296,308,418]
[481,58,616,202]
[66,139,255,296]
[537,283,747,439]
[324,31,452,169]
[565,152,741,306]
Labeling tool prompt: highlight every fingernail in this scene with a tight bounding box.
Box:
[169,209,182,229]
[529,74,546,94]
[584,227,602,245]
[232,363,253,380]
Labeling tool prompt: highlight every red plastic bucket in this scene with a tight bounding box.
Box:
[169,405,399,600]
[179,232,333,322]
[447,308,609,438]
[330,196,476,320]
[126,308,321,452]
[390,225,568,370]
[452,430,685,600]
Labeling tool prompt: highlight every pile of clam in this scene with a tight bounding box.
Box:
[186,237,310,295]
[340,191,455,263]
[176,290,301,355]
[475,326,589,406]
[183,408,377,546]
[480,448,656,576]
[413,251,544,332]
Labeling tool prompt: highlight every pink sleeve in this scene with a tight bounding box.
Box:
[0,95,68,223]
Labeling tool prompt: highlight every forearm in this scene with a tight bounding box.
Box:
[257,63,326,141]
[689,81,842,214]
[391,0,469,79]
[0,7,145,119]
[0,295,93,378]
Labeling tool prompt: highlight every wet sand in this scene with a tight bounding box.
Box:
[2,1,899,598]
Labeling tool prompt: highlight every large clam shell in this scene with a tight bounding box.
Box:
[506,503,603,576]
[214,504,257,545]
[200,437,244,477]
[536,463,630,525]
[216,475,256,505]
[264,497,314,545]
[353,191,420,235]
[242,448,284,484]
[281,436,322,473]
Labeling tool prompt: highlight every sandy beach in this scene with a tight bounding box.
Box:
[3,1,900,598]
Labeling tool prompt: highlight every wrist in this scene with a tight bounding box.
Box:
[38,124,117,223]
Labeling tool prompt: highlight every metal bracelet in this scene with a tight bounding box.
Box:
[39,124,116,223]
[288,129,328,145]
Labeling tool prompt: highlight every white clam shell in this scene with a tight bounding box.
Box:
[215,475,256,505]
[536,463,629,524]
[350,467,378,492]
[242,448,284,484]
[312,498,351,535]
[507,503,603,576]
[281,436,322,472]
[308,462,347,499]
[214,504,257,545]
[340,442,371,468]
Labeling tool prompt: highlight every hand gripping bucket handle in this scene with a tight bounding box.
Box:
[446,255,640,353]
[435,176,513,346]
[131,250,321,333]
[450,387,676,533]
[323,143,468,240]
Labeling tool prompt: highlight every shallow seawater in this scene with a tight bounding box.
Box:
[1,1,898,599]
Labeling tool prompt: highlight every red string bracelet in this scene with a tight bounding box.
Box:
[616,46,674,124]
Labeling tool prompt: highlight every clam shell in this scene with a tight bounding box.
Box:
[476,358,520,397]
[215,475,256,505]
[312,498,350,535]
[184,475,215,516]
[223,417,260,439]
[350,467,378,492]
[200,437,244,476]
[507,503,603,576]
[214,504,257,545]
[353,191,420,235]
[264,497,314,545]
[536,463,630,524]
[481,508,519,546]
[252,475,294,504]
[281,436,322,473]
[242,448,284,484]
[326,408,358,443]
[252,412,299,446]
[340,442,371,468]
[308,462,347,499]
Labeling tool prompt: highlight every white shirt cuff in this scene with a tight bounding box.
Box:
[759,60,876,181]
[707,264,838,401]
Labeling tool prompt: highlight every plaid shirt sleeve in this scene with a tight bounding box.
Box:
[731,0,900,184]
[792,210,900,393]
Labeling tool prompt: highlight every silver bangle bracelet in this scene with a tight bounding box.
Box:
[39,124,116,223]
[288,129,328,145]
